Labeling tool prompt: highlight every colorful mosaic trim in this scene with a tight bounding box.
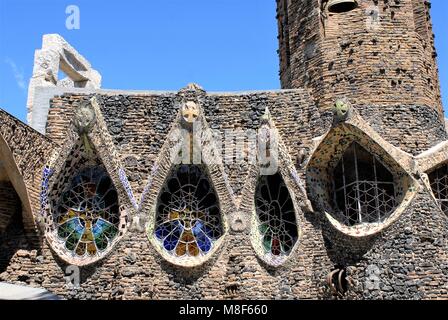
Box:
[40,165,53,217]
[118,167,138,210]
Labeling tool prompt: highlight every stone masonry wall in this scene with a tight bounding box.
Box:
[0,90,447,299]
[0,109,56,233]
[0,181,20,233]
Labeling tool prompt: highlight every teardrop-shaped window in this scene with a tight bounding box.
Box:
[51,166,120,257]
[254,172,298,258]
[332,142,397,226]
[154,165,224,258]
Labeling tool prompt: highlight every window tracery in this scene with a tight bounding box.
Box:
[428,163,448,214]
[52,166,120,257]
[154,165,223,258]
[254,173,298,257]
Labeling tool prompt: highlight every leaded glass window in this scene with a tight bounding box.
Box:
[332,142,397,226]
[154,165,223,258]
[52,166,120,257]
[428,163,448,214]
[254,173,298,257]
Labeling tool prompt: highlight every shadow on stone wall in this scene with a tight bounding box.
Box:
[321,223,378,267]
[0,203,31,273]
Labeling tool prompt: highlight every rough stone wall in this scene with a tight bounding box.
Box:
[45,90,323,201]
[0,89,447,300]
[0,196,33,276]
[0,109,54,279]
[0,109,56,233]
[0,182,20,233]
[411,0,442,109]
[277,0,445,150]
[323,189,448,299]
[0,0,447,297]
[277,0,324,99]
[356,104,447,155]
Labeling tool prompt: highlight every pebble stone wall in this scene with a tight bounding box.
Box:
[0,0,447,300]
[0,86,447,299]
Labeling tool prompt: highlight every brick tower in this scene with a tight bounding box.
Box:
[276,0,445,153]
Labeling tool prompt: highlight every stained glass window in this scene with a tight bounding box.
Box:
[154,165,223,258]
[254,173,298,256]
[428,163,448,214]
[332,142,397,226]
[52,166,120,257]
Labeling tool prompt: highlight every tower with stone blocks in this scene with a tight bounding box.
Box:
[276,0,445,153]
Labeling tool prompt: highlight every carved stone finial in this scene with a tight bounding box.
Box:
[73,98,96,135]
[260,107,271,125]
[297,148,309,168]
[181,83,204,92]
[333,98,352,122]
[230,214,246,233]
[181,101,199,125]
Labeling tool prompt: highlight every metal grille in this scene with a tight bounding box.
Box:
[428,163,448,214]
[333,143,397,226]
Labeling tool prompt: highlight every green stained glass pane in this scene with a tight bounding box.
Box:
[65,231,81,251]
[263,235,272,252]
[95,233,108,251]
[58,221,74,238]
[103,225,118,240]
[259,223,269,235]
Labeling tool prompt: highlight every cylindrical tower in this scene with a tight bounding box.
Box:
[276,0,445,153]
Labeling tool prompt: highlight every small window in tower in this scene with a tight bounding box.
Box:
[428,163,448,214]
[332,142,397,226]
[326,0,358,14]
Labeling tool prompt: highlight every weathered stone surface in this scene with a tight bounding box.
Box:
[0,0,447,300]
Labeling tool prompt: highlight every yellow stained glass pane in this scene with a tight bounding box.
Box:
[76,242,86,256]
[188,243,200,256]
[169,211,180,220]
[87,242,97,256]
[176,242,187,256]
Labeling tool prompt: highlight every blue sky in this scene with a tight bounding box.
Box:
[0,0,447,122]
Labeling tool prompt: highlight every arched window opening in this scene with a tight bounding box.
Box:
[332,143,397,226]
[52,166,120,257]
[428,163,448,214]
[154,165,223,258]
[254,173,298,257]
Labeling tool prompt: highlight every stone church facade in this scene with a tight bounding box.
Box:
[0,0,447,299]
